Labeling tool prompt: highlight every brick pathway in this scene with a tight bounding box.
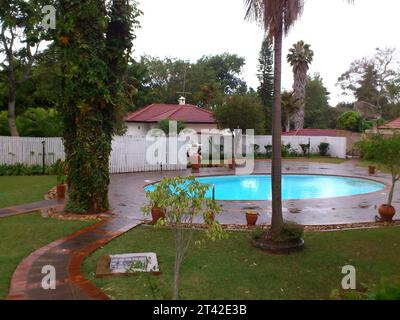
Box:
[0,199,62,218]
[7,217,141,300]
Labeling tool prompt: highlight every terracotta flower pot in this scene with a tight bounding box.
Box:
[151,207,165,224]
[246,212,258,226]
[368,166,376,175]
[205,211,215,225]
[378,204,396,222]
[228,158,235,170]
[56,184,66,199]
[190,154,201,173]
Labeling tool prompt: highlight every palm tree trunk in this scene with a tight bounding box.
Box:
[293,68,306,130]
[286,112,290,132]
[270,22,284,236]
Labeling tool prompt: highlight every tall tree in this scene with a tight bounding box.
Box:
[56,0,141,213]
[0,0,51,136]
[245,0,304,236]
[257,36,274,133]
[304,74,331,129]
[287,40,314,130]
[198,53,247,94]
[245,0,353,237]
[213,93,265,134]
[338,47,397,108]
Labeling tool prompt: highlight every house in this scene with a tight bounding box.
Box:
[376,118,400,135]
[125,97,218,136]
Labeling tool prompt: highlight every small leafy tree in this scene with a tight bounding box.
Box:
[337,111,363,132]
[318,142,330,156]
[142,176,227,300]
[299,143,310,157]
[357,135,400,206]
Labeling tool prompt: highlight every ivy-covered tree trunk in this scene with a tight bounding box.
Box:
[56,0,139,213]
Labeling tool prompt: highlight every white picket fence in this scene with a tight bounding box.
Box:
[0,134,347,174]
[0,136,187,173]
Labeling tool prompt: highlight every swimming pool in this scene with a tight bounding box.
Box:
[144,175,385,201]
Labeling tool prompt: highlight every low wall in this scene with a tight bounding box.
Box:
[252,135,347,159]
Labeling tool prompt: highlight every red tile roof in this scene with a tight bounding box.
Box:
[125,104,216,124]
[283,129,338,137]
[378,118,400,129]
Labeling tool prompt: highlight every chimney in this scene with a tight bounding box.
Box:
[178,96,186,105]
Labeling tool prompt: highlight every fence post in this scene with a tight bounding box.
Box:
[41,141,46,174]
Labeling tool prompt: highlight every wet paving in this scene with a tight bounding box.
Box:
[109,160,400,226]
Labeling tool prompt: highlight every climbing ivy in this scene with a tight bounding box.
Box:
[55,0,141,213]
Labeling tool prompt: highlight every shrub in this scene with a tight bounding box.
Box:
[318,142,330,156]
[253,144,260,153]
[16,108,62,137]
[0,163,43,176]
[269,221,304,243]
[299,143,310,157]
[368,284,400,300]
[337,111,363,132]
[281,143,291,157]
[264,144,272,157]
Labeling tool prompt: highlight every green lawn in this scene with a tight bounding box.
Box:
[0,175,56,208]
[0,212,94,299]
[283,156,346,164]
[83,226,400,300]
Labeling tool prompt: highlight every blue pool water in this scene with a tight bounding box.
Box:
[144,175,385,201]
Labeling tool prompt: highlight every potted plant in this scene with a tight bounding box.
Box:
[245,210,259,226]
[228,157,235,169]
[357,135,400,222]
[368,165,376,175]
[204,210,215,225]
[143,185,166,224]
[56,173,66,199]
[52,159,67,199]
[189,153,201,173]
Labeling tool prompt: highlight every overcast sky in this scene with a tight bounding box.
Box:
[133,0,400,106]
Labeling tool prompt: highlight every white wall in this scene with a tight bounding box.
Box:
[253,135,347,159]
[125,123,152,136]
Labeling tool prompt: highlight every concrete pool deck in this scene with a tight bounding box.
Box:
[109,160,400,226]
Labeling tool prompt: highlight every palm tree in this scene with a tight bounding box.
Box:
[287,41,314,130]
[281,91,300,133]
[245,0,304,235]
[245,0,353,236]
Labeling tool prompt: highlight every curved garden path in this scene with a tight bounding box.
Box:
[7,216,140,300]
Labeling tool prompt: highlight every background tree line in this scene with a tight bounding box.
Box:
[2,13,400,138]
